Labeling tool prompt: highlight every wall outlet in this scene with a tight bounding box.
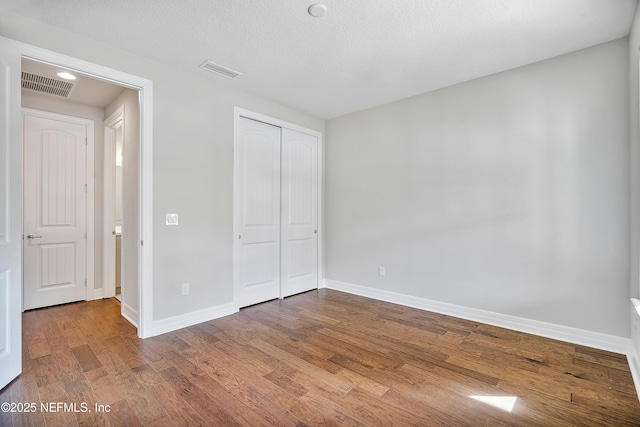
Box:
[378,266,386,277]
[181,283,190,296]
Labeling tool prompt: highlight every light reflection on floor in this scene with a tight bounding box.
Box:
[470,395,518,412]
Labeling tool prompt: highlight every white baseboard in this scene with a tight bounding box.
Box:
[92,287,103,300]
[324,279,633,355]
[122,302,139,328]
[152,302,237,336]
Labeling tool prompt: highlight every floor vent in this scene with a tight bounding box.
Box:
[21,72,75,98]
[199,60,242,79]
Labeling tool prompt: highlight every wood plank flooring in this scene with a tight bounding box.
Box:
[1,289,639,426]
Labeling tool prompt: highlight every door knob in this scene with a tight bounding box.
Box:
[26,234,42,239]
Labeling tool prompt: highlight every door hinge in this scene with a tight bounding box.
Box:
[141,240,144,246]
[85,278,87,287]
[85,183,88,193]
[85,231,87,239]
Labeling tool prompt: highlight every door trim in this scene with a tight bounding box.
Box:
[16,41,154,338]
[21,108,95,307]
[103,106,124,299]
[232,107,324,310]
[0,36,23,390]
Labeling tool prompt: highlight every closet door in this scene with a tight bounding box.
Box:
[237,117,282,308]
[281,128,318,298]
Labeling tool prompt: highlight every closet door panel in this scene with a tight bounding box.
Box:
[281,128,318,298]
[237,117,281,307]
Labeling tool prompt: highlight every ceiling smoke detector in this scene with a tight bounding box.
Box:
[308,3,327,18]
[199,60,242,79]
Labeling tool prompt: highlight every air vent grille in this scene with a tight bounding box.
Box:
[21,72,74,97]
[199,60,242,79]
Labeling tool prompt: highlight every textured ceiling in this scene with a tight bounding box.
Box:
[1,0,637,119]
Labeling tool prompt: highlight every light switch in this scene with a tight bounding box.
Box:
[166,213,179,225]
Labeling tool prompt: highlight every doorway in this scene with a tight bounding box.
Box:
[21,58,137,315]
[19,53,152,336]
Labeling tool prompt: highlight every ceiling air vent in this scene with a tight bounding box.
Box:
[21,72,75,98]
[199,60,242,79]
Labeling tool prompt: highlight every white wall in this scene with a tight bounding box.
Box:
[0,12,324,323]
[105,89,139,317]
[21,92,107,292]
[326,39,630,337]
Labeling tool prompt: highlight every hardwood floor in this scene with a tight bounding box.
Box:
[1,289,639,426]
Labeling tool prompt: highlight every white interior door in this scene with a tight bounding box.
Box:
[0,37,22,390]
[23,112,87,310]
[237,117,282,308]
[280,128,318,298]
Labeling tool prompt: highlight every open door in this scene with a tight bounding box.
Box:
[0,37,23,389]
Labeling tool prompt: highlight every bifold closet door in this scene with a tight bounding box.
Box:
[280,128,318,298]
[237,117,282,308]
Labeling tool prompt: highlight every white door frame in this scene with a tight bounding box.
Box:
[22,107,95,307]
[232,107,324,310]
[17,41,154,338]
[103,106,124,299]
